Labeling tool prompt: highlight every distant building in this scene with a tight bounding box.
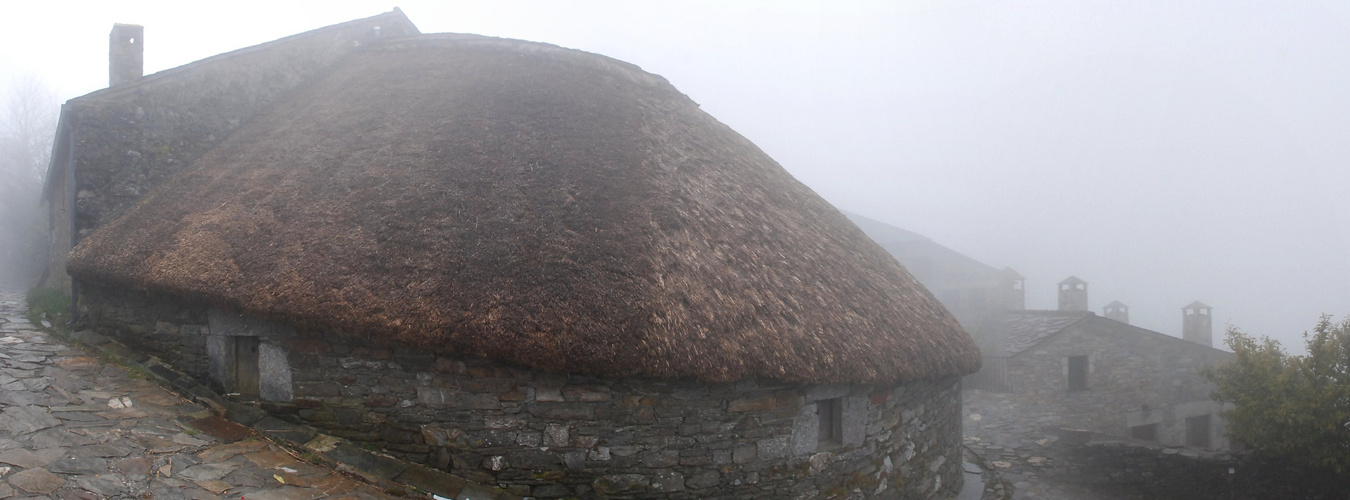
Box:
[844,213,1023,329]
[850,215,1235,450]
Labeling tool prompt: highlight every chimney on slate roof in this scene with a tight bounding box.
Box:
[1058,276,1088,312]
[1182,301,1213,347]
[1103,300,1129,324]
[110,24,144,87]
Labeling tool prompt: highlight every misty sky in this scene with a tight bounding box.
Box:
[2,1,1347,352]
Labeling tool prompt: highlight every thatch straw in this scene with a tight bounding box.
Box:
[68,34,979,383]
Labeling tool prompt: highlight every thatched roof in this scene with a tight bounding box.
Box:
[67,34,978,383]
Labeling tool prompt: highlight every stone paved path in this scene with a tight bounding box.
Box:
[962,389,1130,500]
[0,291,398,500]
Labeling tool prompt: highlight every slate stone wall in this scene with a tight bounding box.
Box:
[76,283,211,381]
[75,287,967,499]
[268,331,966,499]
[1049,442,1350,500]
[1005,318,1234,449]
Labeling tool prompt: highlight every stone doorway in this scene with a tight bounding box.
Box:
[234,336,260,397]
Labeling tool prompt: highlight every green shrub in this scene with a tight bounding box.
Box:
[1205,316,1350,474]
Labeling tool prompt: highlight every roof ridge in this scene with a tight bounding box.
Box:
[76,9,419,102]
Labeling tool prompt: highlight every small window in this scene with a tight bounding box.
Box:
[817,398,843,448]
[1186,414,1211,448]
[1130,423,1158,441]
[1067,356,1088,391]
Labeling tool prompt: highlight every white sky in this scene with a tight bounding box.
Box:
[2,1,1347,352]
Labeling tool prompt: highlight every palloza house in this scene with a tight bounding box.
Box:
[47,10,980,499]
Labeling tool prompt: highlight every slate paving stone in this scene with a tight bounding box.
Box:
[0,406,61,435]
[323,443,407,481]
[137,391,185,407]
[245,450,302,469]
[26,428,95,449]
[226,401,270,426]
[115,456,154,476]
[169,454,203,475]
[224,468,266,488]
[170,432,210,446]
[300,475,361,497]
[178,462,241,482]
[240,485,328,500]
[50,412,106,423]
[75,475,129,497]
[193,478,233,494]
[253,416,318,445]
[0,450,51,469]
[95,407,150,420]
[73,444,132,458]
[131,434,182,453]
[58,490,100,500]
[131,416,186,435]
[189,416,256,442]
[49,456,110,475]
[7,467,65,494]
[0,291,407,500]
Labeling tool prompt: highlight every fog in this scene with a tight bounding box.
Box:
[2,1,1347,351]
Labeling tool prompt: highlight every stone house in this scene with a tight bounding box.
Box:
[973,278,1234,450]
[847,217,1234,450]
[45,12,982,499]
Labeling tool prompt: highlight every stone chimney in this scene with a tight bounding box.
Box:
[1058,276,1088,311]
[1182,301,1213,347]
[1000,267,1025,311]
[109,24,144,87]
[1103,300,1129,324]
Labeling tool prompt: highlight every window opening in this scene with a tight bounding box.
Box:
[1067,355,1088,391]
[817,398,843,448]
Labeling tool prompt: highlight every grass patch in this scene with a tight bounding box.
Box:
[26,288,71,329]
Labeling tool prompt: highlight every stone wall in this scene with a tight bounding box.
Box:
[42,10,418,294]
[1006,317,1233,449]
[1047,442,1350,500]
[76,283,211,380]
[77,286,967,499]
[43,134,73,293]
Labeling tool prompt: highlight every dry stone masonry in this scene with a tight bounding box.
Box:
[79,284,967,499]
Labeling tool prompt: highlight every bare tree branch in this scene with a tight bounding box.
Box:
[0,75,59,290]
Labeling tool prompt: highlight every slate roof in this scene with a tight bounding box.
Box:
[993,310,1093,355]
[844,212,1004,287]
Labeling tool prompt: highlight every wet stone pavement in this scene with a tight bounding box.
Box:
[0,291,397,500]
[962,389,1130,500]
